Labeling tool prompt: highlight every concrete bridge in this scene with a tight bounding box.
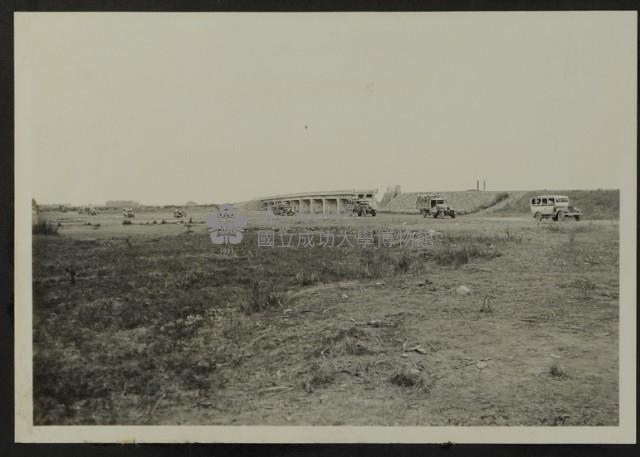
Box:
[260,189,378,215]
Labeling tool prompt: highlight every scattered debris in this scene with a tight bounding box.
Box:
[456,285,472,295]
[408,345,428,355]
[463,357,492,369]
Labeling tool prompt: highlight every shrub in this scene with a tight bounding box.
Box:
[33,220,59,235]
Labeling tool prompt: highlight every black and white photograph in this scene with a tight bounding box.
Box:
[12,11,636,443]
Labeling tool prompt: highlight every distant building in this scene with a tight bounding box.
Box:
[185,201,198,206]
[105,200,140,208]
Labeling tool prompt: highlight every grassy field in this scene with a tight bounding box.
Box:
[33,208,619,425]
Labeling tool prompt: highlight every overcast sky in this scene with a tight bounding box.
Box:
[16,12,636,206]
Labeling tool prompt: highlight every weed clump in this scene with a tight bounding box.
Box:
[240,280,287,314]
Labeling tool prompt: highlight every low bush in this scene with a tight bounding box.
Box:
[33,220,59,235]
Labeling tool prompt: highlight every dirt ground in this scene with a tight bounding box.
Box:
[32,208,619,425]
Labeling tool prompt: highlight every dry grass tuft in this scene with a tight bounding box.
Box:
[433,243,501,268]
[389,368,433,392]
[240,280,288,314]
[320,326,370,356]
[302,361,336,393]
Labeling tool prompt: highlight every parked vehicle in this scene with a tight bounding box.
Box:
[173,209,186,218]
[345,198,377,216]
[122,208,136,219]
[272,201,296,216]
[78,207,98,216]
[530,195,581,221]
[416,194,456,218]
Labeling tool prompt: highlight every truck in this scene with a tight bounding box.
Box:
[530,195,581,221]
[78,207,98,216]
[416,194,456,218]
[345,198,377,217]
[122,208,136,219]
[272,201,296,216]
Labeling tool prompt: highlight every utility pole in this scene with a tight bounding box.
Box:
[476,179,479,191]
[483,180,486,191]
